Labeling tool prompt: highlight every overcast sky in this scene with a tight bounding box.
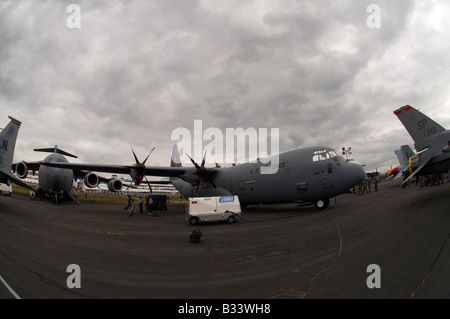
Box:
[1,0,450,173]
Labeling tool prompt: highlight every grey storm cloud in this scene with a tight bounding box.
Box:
[1,0,450,172]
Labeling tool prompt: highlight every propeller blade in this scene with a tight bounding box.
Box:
[201,153,206,168]
[144,176,153,194]
[131,147,140,165]
[204,174,217,189]
[143,147,155,165]
[184,152,218,191]
[186,154,200,169]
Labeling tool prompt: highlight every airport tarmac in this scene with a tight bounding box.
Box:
[1,180,450,299]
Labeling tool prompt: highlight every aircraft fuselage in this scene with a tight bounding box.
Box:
[171,146,365,206]
[38,153,74,198]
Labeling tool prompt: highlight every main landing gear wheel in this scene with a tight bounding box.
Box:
[315,198,329,210]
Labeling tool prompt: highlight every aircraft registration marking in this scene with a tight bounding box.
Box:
[1,139,8,151]
[0,139,5,165]
[249,161,288,174]
[416,118,438,138]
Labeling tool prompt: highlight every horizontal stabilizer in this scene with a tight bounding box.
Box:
[34,146,78,159]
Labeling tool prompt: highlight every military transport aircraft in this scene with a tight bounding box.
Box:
[14,146,144,204]
[41,144,365,210]
[0,116,33,190]
[394,105,450,184]
[14,146,81,203]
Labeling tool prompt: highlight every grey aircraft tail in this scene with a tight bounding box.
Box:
[0,116,33,190]
[392,145,416,180]
[170,144,182,168]
[395,145,415,168]
[394,105,446,151]
[0,116,21,172]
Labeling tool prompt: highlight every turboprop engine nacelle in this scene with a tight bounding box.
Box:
[16,161,29,179]
[84,172,99,188]
[107,178,123,192]
[180,174,203,186]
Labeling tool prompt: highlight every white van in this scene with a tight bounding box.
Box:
[0,183,12,196]
[186,196,242,225]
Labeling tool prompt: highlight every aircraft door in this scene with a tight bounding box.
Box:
[239,180,246,195]
[320,163,336,196]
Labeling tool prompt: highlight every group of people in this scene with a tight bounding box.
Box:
[409,173,446,188]
[127,195,154,217]
[355,176,378,195]
[401,170,412,188]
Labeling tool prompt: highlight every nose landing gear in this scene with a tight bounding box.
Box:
[314,198,330,210]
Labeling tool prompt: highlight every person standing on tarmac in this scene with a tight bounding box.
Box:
[148,196,154,215]
[127,195,134,217]
[145,196,150,214]
[139,197,143,214]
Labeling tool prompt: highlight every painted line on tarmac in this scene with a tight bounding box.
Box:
[0,274,21,299]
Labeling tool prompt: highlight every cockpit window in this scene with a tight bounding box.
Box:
[312,149,340,162]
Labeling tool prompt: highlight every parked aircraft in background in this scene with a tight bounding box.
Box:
[385,145,415,179]
[394,105,450,184]
[14,146,81,203]
[41,144,365,210]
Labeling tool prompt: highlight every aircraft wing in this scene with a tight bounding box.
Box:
[401,147,441,185]
[402,157,432,185]
[0,170,34,190]
[39,162,189,178]
[141,180,172,185]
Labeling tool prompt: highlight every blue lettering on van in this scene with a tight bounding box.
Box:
[219,196,235,203]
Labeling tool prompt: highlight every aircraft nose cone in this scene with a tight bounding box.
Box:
[347,161,366,186]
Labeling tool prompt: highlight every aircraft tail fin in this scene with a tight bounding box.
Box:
[170,144,182,168]
[0,116,33,190]
[394,105,446,151]
[0,116,22,172]
[396,145,415,168]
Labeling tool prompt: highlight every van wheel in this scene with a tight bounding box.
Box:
[315,198,329,210]
[227,216,235,224]
[189,217,199,225]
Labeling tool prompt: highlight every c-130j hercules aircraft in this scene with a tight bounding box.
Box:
[41,144,365,210]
